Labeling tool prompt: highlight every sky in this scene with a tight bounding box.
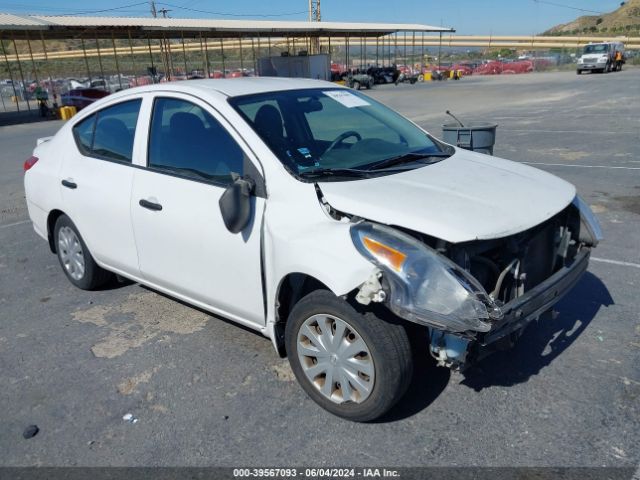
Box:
[0,0,626,35]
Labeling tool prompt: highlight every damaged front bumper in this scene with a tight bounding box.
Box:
[430,248,590,369]
[350,206,597,370]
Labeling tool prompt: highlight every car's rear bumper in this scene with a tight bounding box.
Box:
[479,248,590,347]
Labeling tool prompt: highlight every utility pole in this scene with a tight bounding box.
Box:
[150,1,173,80]
[308,0,320,22]
[308,0,320,54]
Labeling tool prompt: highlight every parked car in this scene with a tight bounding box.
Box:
[60,87,110,111]
[24,79,601,421]
[367,66,399,84]
[345,73,374,90]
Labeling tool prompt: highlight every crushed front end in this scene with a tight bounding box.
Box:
[351,195,602,370]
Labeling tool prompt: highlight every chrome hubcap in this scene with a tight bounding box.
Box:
[58,226,85,281]
[297,314,375,404]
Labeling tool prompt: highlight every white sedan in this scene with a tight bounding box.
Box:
[24,78,602,421]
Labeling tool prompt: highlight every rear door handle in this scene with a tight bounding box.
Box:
[61,179,77,189]
[139,199,163,211]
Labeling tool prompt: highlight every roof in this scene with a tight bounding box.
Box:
[0,12,454,39]
[109,77,344,100]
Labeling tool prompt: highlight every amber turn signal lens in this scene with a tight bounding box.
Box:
[362,236,407,272]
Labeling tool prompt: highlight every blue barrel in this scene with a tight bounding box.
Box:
[442,122,498,155]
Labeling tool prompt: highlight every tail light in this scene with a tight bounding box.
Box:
[24,156,39,172]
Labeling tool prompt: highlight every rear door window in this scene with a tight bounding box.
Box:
[72,99,142,163]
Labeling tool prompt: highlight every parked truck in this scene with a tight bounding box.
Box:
[577,41,625,74]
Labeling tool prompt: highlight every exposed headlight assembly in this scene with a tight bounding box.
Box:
[572,195,603,247]
[350,222,503,333]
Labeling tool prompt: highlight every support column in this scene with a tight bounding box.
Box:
[12,37,31,111]
[111,34,123,90]
[438,32,442,71]
[39,31,54,98]
[1,39,20,112]
[146,35,156,83]
[181,31,188,76]
[95,35,106,84]
[201,32,210,78]
[80,37,92,84]
[25,32,39,87]
[345,35,349,71]
[220,38,225,75]
[128,30,138,86]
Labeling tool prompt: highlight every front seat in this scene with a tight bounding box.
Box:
[253,104,290,158]
[168,111,208,170]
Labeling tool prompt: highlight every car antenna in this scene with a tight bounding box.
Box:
[446,110,464,127]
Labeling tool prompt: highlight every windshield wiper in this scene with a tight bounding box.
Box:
[367,151,451,171]
[298,167,372,179]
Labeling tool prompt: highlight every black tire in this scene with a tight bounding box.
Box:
[54,214,113,290]
[352,81,361,90]
[285,290,413,422]
[576,69,582,75]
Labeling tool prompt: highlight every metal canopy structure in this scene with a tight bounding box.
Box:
[0,13,455,116]
[0,13,454,39]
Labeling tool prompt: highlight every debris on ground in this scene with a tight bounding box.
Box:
[122,413,138,424]
[22,425,39,439]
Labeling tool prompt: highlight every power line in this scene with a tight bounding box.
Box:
[6,2,147,15]
[532,0,604,15]
[2,1,151,16]
[156,2,308,18]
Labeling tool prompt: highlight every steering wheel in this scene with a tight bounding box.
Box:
[325,130,362,154]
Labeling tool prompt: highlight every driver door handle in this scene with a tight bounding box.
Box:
[139,199,163,211]
[61,179,77,189]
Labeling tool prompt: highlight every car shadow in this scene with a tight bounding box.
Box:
[374,328,451,423]
[460,271,613,391]
[92,275,136,291]
[376,272,612,422]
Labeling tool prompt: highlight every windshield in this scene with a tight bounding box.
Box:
[229,88,451,181]
[584,44,609,54]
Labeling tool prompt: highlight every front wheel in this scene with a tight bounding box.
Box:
[285,290,413,422]
[54,214,113,290]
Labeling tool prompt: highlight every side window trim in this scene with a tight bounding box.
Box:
[70,98,142,165]
[71,113,97,157]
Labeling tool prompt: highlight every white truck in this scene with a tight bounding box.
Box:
[577,41,625,74]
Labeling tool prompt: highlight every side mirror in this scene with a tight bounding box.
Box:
[219,175,255,234]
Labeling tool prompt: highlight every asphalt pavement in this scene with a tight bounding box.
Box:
[0,69,638,467]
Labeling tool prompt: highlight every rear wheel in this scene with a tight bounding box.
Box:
[54,214,112,290]
[576,69,582,75]
[352,81,361,90]
[285,290,413,422]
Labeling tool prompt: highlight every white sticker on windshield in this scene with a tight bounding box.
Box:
[323,90,370,108]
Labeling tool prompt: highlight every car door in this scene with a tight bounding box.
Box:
[130,94,266,327]
[60,97,144,276]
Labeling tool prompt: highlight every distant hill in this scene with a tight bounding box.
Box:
[544,0,640,36]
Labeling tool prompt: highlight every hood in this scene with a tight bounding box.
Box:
[319,149,576,244]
